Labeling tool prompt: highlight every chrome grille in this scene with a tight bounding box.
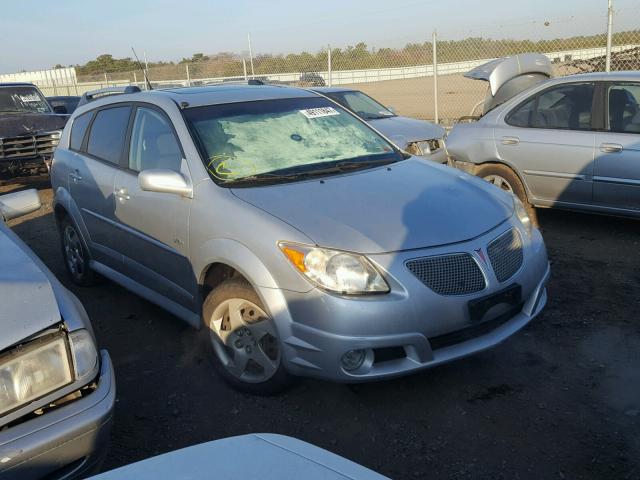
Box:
[488,228,524,283]
[406,253,486,296]
[0,131,61,160]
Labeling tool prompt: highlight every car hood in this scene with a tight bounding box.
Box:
[367,116,445,148]
[231,158,513,254]
[0,225,60,349]
[0,112,68,138]
[89,434,388,479]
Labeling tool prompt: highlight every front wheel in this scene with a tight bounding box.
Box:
[475,163,539,227]
[202,279,293,395]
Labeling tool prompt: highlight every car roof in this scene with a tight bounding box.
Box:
[151,84,318,108]
[0,82,38,88]
[549,71,640,84]
[310,87,355,94]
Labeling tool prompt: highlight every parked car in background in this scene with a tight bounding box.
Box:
[51,83,549,395]
[47,95,81,115]
[447,53,640,222]
[312,87,447,163]
[0,83,68,180]
[298,72,326,86]
[0,189,115,480]
[89,434,388,479]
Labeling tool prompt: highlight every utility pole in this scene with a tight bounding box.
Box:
[605,0,613,72]
[247,33,255,78]
[327,45,332,87]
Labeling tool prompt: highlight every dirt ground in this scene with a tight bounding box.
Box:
[4,183,640,480]
[346,74,488,124]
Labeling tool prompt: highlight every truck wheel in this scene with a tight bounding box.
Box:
[202,278,293,395]
[59,217,97,286]
[476,163,538,227]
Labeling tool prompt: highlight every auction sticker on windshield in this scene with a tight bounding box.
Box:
[299,107,340,119]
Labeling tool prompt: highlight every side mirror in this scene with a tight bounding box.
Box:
[138,169,192,197]
[0,189,41,221]
[53,105,68,114]
[387,106,396,114]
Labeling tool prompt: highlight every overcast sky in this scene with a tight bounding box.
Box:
[1,0,637,73]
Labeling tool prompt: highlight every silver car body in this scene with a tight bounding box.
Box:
[447,70,640,217]
[89,434,388,479]
[0,191,115,480]
[51,84,549,383]
[311,87,447,163]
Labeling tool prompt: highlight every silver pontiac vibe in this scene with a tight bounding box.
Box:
[51,84,549,394]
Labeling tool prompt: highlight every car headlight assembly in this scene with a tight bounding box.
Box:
[279,242,389,295]
[513,196,533,238]
[0,329,98,417]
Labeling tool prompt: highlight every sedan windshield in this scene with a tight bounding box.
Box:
[184,97,402,185]
[0,86,51,114]
[326,91,395,120]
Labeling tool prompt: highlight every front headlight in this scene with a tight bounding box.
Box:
[513,196,533,238]
[279,242,389,295]
[0,329,98,417]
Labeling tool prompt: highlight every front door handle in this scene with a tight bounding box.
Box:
[69,170,82,182]
[501,136,520,145]
[599,143,623,153]
[115,187,130,201]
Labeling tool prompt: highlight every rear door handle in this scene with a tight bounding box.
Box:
[69,170,82,182]
[115,187,130,201]
[501,136,520,145]
[599,143,623,153]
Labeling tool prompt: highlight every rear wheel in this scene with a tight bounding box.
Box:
[59,217,97,286]
[475,163,538,226]
[202,279,292,395]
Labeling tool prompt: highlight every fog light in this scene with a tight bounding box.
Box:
[341,349,366,371]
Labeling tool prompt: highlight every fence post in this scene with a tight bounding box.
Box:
[133,71,137,86]
[242,57,248,81]
[605,0,613,72]
[432,30,439,124]
[327,45,332,87]
[104,72,108,87]
[186,64,191,86]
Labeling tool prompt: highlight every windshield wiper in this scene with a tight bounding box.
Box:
[223,158,397,186]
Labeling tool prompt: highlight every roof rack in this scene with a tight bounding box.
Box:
[78,85,142,107]
[205,79,266,86]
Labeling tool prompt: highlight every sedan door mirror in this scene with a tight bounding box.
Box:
[0,189,41,221]
[138,169,193,197]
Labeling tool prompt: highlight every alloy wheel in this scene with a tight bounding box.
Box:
[63,225,85,280]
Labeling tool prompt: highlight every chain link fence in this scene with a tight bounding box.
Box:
[30,6,640,127]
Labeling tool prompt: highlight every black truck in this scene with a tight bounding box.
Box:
[0,83,68,181]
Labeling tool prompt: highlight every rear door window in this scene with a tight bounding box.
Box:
[69,111,93,151]
[607,83,640,133]
[86,106,131,164]
[507,83,595,130]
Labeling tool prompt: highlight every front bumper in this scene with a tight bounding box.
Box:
[0,351,115,480]
[265,222,550,382]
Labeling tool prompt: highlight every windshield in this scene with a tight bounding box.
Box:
[326,91,395,120]
[0,86,51,114]
[184,97,402,185]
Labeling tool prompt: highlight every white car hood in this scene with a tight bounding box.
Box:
[0,227,60,349]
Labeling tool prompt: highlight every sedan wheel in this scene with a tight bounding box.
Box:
[483,174,514,193]
[208,298,280,384]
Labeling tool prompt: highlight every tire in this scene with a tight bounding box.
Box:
[202,278,293,395]
[475,163,539,227]
[59,216,98,286]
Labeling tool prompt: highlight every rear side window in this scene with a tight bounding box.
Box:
[608,83,640,133]
[507,83,595,130]
[69,112,92,151]
[86,106,131,164]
